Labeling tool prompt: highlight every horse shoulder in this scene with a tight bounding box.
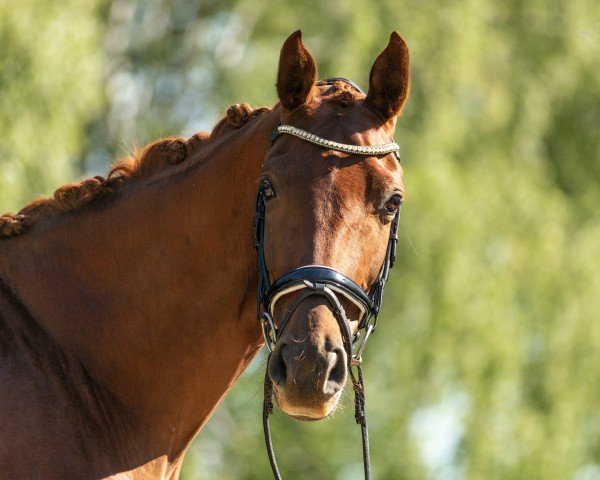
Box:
[0,281,132,478]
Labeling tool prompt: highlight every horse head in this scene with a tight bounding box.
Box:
[259,31,409,421]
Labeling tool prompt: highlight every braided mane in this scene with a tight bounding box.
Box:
[0,104,270,239]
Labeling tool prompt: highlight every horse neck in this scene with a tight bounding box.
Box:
[1,110,279,465]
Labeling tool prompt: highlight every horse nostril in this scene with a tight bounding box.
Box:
[268,344,288,388]
[324,348,347,395]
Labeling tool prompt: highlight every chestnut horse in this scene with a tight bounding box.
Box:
[0,31,409,479]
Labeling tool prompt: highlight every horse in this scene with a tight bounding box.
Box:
[0,30,409,479]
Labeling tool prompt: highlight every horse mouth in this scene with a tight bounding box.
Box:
[272,388,342,421]
[291,414,326,422]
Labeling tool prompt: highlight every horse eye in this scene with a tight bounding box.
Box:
[261,180,276,200]
[384,194,403,213]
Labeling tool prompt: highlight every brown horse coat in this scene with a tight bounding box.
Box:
[0,30,409,479]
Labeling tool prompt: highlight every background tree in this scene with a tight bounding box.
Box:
[0,0,104,212]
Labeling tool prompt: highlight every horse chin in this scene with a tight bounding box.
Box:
[273,389,342,422]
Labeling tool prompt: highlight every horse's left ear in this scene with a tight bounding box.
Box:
[276,30,318,110]
[366,32,410,120]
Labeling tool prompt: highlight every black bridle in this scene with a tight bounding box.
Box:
[253,78,401,479]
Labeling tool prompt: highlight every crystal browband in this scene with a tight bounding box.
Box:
[275,124,400,158]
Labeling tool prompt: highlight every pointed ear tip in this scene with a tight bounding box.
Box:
[281,31,307,57]
[282,30,306,50]
[390,31,407,45]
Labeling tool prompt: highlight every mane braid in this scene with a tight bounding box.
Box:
[0,104,272,239]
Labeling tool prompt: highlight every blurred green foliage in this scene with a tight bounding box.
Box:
[0,0,104,211]
[1,1,600,479]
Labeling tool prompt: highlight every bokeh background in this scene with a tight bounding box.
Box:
[2,1,600,479]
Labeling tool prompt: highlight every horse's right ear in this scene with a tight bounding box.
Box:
[276,30,317,110]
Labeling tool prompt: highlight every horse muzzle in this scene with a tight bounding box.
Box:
[267,301,349,419]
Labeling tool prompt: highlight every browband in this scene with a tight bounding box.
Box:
[275,124,400,159]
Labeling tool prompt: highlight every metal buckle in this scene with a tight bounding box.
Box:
[259,312,278,352]
[351,324,374,366]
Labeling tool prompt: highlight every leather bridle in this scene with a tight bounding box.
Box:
[253,78,401,479]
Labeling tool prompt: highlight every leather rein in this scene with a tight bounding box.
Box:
[253,78,401,479]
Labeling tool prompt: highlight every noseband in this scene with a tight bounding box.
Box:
[253,78,401,480]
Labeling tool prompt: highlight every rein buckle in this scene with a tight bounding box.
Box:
[259,312,278,352]
[351,324,374,367]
